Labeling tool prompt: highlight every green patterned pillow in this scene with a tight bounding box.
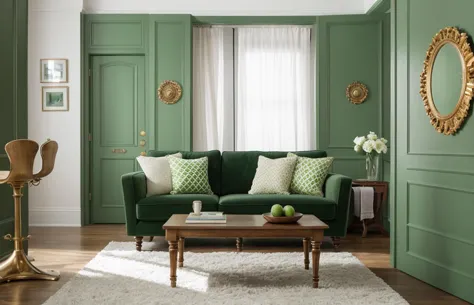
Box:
[288,153,334,196]
[168,156,213,195]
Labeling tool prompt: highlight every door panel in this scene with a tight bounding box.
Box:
[0,0,27,258]
[91,56,146,223]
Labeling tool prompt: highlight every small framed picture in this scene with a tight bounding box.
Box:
[42,86,69,112]
[40,58,68,83]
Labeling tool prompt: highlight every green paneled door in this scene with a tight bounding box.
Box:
[91,56,146,223]
[0,0,27,259]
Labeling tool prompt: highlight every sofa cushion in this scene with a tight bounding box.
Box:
[249,156,297,195]
[168,156,213,195]
[221,150,327,195]
[136,194,219,221]
[136,153,182,196]
[147,150,221,195]
[288,153,334,196]
[218,194,336,220]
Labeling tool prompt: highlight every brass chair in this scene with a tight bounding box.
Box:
[0,139,60,283]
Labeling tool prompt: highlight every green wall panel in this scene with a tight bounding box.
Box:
[317,14,390,180]
[151,15,192,151]
[394,0,474,302]
[85,15,149,54]
[83,14,192,223]
[0,0,28,258]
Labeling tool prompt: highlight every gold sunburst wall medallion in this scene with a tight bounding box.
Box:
[420,27,474,135]
[346,82,369,104]
[157,80,182,104]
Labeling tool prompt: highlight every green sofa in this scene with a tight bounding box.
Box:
[122,150,352,250]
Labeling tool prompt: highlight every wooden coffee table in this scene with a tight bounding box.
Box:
[162,214,329,288]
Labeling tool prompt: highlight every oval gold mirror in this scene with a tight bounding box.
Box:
[420,27,474,135]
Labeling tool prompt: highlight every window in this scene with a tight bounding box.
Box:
[193,26,314,151]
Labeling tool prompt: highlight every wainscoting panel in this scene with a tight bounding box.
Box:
[0,0,28,258]
[86,15,148,53]
[394,0,474,302]
[152,15,192,151]
[317,13,390,180]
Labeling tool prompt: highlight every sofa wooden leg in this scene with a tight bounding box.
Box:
[149,236,154,242]
[236,237,243,252]
[331,236,340,251]
[135,236,143,251]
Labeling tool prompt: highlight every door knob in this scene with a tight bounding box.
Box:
[140,151,146,156]
[140,130,146,136]
[139,140,146,147]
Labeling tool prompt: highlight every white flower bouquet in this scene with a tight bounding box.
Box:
[353,132,388,180]
[353,132,388,155]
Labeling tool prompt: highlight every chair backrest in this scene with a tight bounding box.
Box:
[4,139,39,183]
[34,140,58,179]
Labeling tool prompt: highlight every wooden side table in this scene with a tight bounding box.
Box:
[351,180,389,237]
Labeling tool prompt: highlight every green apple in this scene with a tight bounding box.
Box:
[283,205,295,217]
[271,204,284,217]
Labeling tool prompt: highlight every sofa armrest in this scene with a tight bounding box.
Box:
[121,171,147,235]
[324,173,353,232]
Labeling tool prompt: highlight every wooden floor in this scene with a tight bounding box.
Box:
[0,225,469,305]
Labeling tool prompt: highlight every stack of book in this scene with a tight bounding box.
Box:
[185,211,227,224]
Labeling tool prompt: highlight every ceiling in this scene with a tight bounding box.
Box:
[80,0,381,15]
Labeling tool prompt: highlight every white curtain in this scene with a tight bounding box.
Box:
[235,27,314,151]
[192,27,227,151]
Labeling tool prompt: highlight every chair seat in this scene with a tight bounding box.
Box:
[218,194,337,220]
[136,194,219,221]
[0,171,10,183]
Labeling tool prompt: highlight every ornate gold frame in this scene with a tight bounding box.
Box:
[420,27,474,135]
[157,80,182,105]
[346,82,368,104]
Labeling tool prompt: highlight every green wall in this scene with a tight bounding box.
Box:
[82,13,391,225]
[0,0,28,258]
[82,14,192,223]
[393,0,474,303]
[318,13,391,229]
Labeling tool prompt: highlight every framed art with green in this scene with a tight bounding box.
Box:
[42,86,69,112]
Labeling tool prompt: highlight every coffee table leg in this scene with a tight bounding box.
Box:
[178,237,184,268]
[311,239,321,288]
[168,240,178,287]
[303,238,310,270]
[236,237,243,252]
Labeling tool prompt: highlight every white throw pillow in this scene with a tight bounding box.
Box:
[249,156,297,195]
[136,153,182,196]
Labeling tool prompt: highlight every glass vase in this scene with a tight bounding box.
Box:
[366,153,380,181]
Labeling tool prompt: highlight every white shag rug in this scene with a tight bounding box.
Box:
[43,242,408,305]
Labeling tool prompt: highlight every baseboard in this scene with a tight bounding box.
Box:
[29,207,81,227]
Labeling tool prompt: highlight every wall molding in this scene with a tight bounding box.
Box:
[0,217,14,226]
[407,251,474,281]
[407,223,474,247]
[29,207,81,227]
[407,180,474,195]
[324,19,384,149]
[407,167,474,176]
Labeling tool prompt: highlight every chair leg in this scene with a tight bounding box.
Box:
[331,236,341,251]
[149,236,154,242]
[135,236,143,251]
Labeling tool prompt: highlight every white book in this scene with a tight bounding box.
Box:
[185,215,227,224]
[188,212,224,219]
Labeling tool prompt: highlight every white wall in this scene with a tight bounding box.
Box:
[28,0,83,226]
[83,0,367,15]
